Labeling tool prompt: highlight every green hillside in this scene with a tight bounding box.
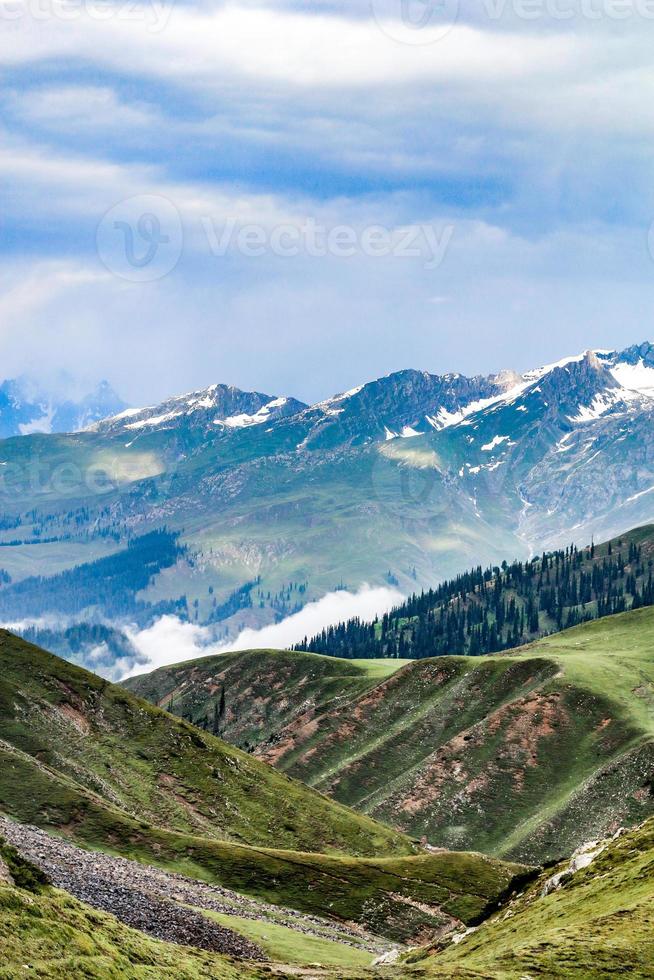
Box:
[298,524,654,659]
[129,608,654,865]
[124,649,409,751]
[406,815,654,979]
[0,630,409,859]
[3,814,653,979]
[0,631,531,942]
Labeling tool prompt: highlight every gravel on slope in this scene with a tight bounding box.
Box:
[0,816,389,959]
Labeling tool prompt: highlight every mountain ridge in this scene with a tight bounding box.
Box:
[125,604,654,866]
[0,377,127,438]
[4,342,654,674]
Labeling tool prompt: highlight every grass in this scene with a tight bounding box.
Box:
[0,753,530,943]
[0,420,526,629]
[130,609,654,866]
[0,854,260,979]
[527,606,654,736]
[349,658,411,678]
[405,815,654,979]
[0,630,530,944]
[1,813,652,979]
[124,648,410,756]
[202,911,374,969]
[0,630,413,860]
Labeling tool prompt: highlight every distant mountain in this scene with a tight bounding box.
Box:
[94,383,307,437]
[0,378,127,437]
[3,343,654,669]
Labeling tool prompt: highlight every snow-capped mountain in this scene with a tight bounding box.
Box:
[94,383,307,437]
[0,378,127,438]
[87,342,654,451]
[2,342,654,663]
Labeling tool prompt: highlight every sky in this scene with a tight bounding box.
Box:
[3,0,654,406]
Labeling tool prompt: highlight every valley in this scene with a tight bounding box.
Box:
[3,345,654,674]
[127,606,654,865]
[8,3,654,971]
[1,348,653,977]
[1,555,653,975]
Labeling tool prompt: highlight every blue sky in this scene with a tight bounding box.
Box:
[3,0,654,405]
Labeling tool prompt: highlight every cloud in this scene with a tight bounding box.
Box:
[124,616,213,676]
[0,6,578,89]
[4,2,654,405]
[5,86,157,135]
[218,584,404,652]
[0,261,108,323]
[122,584,403,678]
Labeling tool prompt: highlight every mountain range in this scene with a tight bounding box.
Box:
[3,343,654,672]
[0,377,126,438]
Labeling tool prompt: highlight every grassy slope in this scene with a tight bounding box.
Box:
[279,609,654,863]
[0,630,409,859]
[204,912,375,969]
[0,631,529,943]
[129,610,654,865]
[0,421,523,623]
[0,841,259,980]
[124,649,409,753]
[407,815,654,979]
[2,795,651,980]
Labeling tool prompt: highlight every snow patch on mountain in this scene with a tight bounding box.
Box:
[127,411,184,430]
[0,377,127,438]
[481,435,512,451]
[623,484,654,504]
[610,361,654,397]
[18,405,56,435]
[217,397,292,429]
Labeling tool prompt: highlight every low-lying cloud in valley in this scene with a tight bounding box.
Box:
[122,584,403,679]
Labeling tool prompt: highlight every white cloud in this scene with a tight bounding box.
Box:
[6,86,157,133]
[0,261,109,322]
[4,3,654,141]
[122,584,403,678]
[124,616,213,676]
[0,7,579,89]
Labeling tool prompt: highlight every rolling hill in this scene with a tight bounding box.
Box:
[406,814,654,979]
[0,630,530,943]
[127,606,654,865]
[0,837,259,979]
[2,772,652,977]
[297,524,654,658]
